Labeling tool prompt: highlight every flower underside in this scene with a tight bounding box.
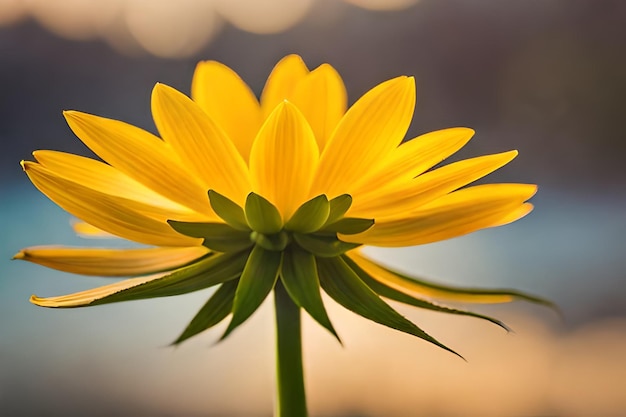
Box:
[16,54,553,356]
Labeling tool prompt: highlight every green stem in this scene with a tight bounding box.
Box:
[274,280,308,417]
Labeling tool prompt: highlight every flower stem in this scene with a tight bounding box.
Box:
[274,280,308,417]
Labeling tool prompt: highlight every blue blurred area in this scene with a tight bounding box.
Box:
[368,186,626,324]
[1,184,268,417]
[2,182,625,416]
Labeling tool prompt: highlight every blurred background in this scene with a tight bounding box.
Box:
[1,0,625,416]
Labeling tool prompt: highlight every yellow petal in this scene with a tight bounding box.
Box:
[152,83,251,206]
[64,110,211,215]
[30,273,166,307]
[23,161,202,247]
[260,54,309,118]
[347,250,515,303]
[249,101,319,220]
[350,127,475,196]
[291,63,347,150]
[71,221,115,238]
[349,150,519,219]
[191,61,262,161]
[343,183,537,247]
[33,150,204,218]
[14,246,209,276]
[489,202,534,227]
[311,76,416,198]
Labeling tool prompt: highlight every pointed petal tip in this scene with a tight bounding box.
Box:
[29,294,62,308]
[29,294,46,306]
[267,99,305,121]
[309,62,342,79]
[281,53,305,64]
[151,82,170,97]
[314,62,333,71]
[388,75,414,89]
[496,149,520,165]
[21,160,39,171]
[12,251,25,260]
[62,110,98,126]
[152,83,183,102]
[62,109,79,120]
[194,60,212,67]
[388,74,411,84]
[194,59,227,70]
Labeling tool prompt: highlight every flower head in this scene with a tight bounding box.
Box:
[16,55,549,355]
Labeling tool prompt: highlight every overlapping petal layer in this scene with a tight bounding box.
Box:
[18,54,549,357]
[30,274,166,308]
[15,246,209,276]
[260,54,309,118]
[72,221,114,238]
[345,184,537,246]
[349,127,475,196]
[249,101,319,220]
[33,150,197,216]
[348,150,519,219]
[311,76,416,198]
[152,83,251,205]
[192,61,262,161]
[290,64,347,150]
[64,111,212,215]
[23,161,201,246]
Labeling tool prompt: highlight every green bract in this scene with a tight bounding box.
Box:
[157,190,553,355]
[27,187,554,355]
[170,190,374,346]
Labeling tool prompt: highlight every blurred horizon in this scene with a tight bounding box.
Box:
[2,0,625,416]
[2,0,626,189]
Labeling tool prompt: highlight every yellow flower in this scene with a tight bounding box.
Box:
[16,55,548,354]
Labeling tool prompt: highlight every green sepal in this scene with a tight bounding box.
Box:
[320,217,374,235]
[281,245,340,343]
[168,220,252,252]
[343,255,511,332]
[372,259,559,311]
[221,245,281,340]
[324,194,352,226]
[316,256,463,359]
[208,190,250,231]
[245,192,283,234]
[284,195,330,233]
[90,251,248,305]
[251,231,289,252]
[293,233,360,257]
[172,279,239,345]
